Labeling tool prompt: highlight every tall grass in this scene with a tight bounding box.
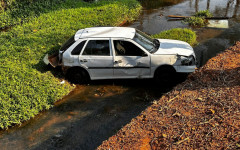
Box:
[0,0,141,129]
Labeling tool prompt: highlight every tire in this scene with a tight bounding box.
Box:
[66,68,89,84]
[154,66,176,85]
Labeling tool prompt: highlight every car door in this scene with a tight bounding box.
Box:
[111,38,151,78]
[79,38,114,80]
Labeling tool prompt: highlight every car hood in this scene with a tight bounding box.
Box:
[153,39,194,56]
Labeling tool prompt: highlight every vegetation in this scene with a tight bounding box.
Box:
[151,28,197,46]
[184,10,213,27]
[0,0,141,129]
[185,16,206,27]
[138,0,184,9]
[0,0,67,29]
[194,10,213,18]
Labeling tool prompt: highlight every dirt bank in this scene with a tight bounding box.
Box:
[98,42,240,149]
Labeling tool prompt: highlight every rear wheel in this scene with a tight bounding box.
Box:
[154,66,176,85]
[66,68,89,84]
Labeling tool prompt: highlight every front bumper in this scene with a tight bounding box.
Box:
[173,65,197,73]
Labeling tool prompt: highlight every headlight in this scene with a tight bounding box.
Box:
[178,55,196,66]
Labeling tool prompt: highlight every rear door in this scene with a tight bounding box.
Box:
[79,38,114,79]
[111,39,151,78]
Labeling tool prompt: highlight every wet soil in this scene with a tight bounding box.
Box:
[98,42,240,150]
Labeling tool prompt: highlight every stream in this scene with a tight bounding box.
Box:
[0,0,240,150]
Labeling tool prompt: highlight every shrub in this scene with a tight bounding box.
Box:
[194,10,213,18]
[151,28,197,46]
[184,10,213,27]
[185,16,206,27]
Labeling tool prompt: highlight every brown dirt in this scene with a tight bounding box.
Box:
[98,42,240,149]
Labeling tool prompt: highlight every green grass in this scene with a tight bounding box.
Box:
[0,0,67,29]
[0,0,142,129]
[184,10,213,27]
[151,28,197,46]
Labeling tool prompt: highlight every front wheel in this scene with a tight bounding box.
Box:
[66,68,89,84]
[154,66,176,85]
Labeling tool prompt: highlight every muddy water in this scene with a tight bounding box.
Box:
[0,79,180,150]
[127,0,240,66]
[1,0,240,150]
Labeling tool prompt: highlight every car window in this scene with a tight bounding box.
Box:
[60,35,75,52]
[113,40,147,56]
[82,40,110,56]
[71,40,86,55]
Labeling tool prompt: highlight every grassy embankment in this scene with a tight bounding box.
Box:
[0,0,72,29]
[152,28,197,46]
[0,0,141,129]
[99,42,240,149]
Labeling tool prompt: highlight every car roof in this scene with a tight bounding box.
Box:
[74,27,136,40]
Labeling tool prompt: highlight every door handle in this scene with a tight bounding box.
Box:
[114,60,122,63]
[80,59,88,62]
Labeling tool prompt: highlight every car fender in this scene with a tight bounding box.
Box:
[150,54,177,76]
[62,66,92,79]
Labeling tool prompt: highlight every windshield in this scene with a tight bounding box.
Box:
[133,30,160,53]
[59,35,75,52]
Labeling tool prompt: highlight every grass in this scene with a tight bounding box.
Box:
[151,28,197,46]
[184,10,213,27]
[0,0,142,129]
[0,0,68,29]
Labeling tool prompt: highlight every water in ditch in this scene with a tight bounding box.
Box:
[0,0,240,150]
[127,0,240,67]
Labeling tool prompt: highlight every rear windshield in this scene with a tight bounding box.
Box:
[59,35,75,52]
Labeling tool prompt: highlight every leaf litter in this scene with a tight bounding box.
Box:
[98,42,240,149]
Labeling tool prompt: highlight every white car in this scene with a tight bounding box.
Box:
[44,27,197,84]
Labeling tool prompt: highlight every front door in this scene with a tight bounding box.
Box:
[112,39,151,78]
[79,39,114,79]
